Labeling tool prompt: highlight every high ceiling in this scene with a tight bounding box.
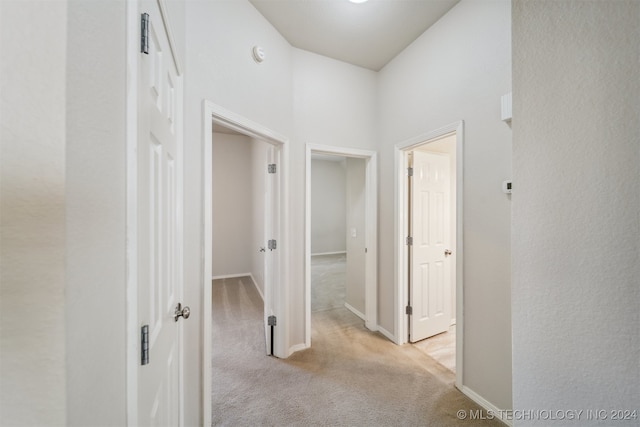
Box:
[249,0,460,71]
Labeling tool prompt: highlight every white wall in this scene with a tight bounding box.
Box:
[212,133,253,276]
[311,159,347,255]
[378,0,512,411]
[293,48,378,347]
[65,0,129,424]
[345,158,367,314]
[512,1,640,424]
[0,1,67,424]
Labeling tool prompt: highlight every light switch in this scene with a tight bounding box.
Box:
[351,228,357,238]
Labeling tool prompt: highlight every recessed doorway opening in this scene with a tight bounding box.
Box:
[395,121,463,388]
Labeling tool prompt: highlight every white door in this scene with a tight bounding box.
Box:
[264,146,279,355]
[409,151,451,342]
[137,1,185,425]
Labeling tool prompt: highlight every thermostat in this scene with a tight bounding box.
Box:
[502,180,512,194]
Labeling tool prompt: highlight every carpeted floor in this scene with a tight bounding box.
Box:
[211,276,502,426]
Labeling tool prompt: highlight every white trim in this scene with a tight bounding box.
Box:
[394,120,465,390]
[377,326,396,343]
[344,302,366,322]
[460,386,512,427]
[311,251,346,257]
[305,143,378,349]
[203,101,290,424]
[125,0,139,424]
[211,273,252,280]
[156,0,182,76]
[288,343,308,355]
[210,273,264,301]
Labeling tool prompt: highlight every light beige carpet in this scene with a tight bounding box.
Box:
[211,277,502,426]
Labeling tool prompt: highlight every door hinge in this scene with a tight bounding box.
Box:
[406,306,413,315]
[268,239,277,251]
[141,324,149,365]
[141,13,149,54]
[268,164,277,174]
[406,236,413,246]
[407,167,414,177]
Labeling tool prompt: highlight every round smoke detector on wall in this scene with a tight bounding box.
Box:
[252,46,266,63]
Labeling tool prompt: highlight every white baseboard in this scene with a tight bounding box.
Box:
[288,343,308,357]
[310,251,346,257]
[377,325,396,343]
[211,273,251,280]
[248,274,264,301]
[211,273,264,301]
[344,302,365,320]
[459,386,512,427]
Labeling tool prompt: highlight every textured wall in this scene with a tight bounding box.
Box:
[512,1,640,425]
[0,1,67,424]
[65,0,128,424]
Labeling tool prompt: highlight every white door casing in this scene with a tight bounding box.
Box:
[409,151,451,342]
[137,2,185,425]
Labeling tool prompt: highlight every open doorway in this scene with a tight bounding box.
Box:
[395,121,463,388]
[304,144,377,348]
[202,101,289,424]
[309,154,367,332]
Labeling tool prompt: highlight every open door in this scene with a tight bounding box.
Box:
[264,145,280,355]
[136,1,186,424]
[409,151,452,342]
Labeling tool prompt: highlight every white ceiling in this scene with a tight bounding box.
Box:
[249,0,460,71]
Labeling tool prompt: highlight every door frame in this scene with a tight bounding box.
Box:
[304,144,378,348]
[394,121,464,389]
[202,101,290,424]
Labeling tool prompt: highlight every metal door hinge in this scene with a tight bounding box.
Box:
[406,236,413,246]
[141,325,149,365]
[268,164,277,174]
[268,239,277,251]
[268,315,277,326]
[141,13,149,54]
[406,306,413,315]
[407,167,414,177]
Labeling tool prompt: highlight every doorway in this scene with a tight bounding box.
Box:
[395,121,463,388]
[304,144,377,348]
[202,101,290,424]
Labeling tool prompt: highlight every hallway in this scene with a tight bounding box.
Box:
[211,276,501,426]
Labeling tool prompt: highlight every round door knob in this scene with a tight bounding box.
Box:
[444,249,452,256]
[174,303,191,321]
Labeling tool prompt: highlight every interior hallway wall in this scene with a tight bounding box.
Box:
[1,1,67,424]
[345,157,367,315]
[512,1,640,423]
[212,133,253,277]
[377,0,512,411]
[311,158,347,255]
